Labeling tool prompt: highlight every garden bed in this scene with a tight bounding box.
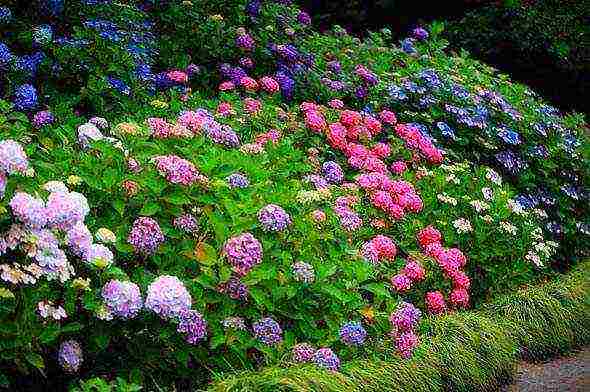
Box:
[210,261,590,391]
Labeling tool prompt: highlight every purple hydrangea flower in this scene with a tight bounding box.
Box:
[173,213,198,233]
[77,122,105,149]
[495,150,528,175]
[313,348,340,371]
[339,321,367,346]
[127,217,165,255]
[292,343,315,363]
[412,27,429,40]
[145,275,192,319]
[253,317,283,346]
[297,11,311,25]
[226,173,250,188]
[177,309,207,344]
[224,232,263,275]
[235,33,255,51]
[102,279,143,319]
[89,116,108,130]
[218,276,249,300]
[389,301,421,332]
[395,330,419,359]
[322,161,344,184]
[58,340,83,373]
[32,110,54,128]
[0,139,29,175]
[258,204,291,232]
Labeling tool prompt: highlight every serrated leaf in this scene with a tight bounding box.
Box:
[139,201,160,216]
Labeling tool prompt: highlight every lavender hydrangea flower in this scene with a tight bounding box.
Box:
[83,243,113,268]
[77,122,105,149]
[177,309,207,344]
[313,348,340,371]
[32,110,54,128]
[101,279,143,319]
[0,139,29,175]
[127,217,165,255]
[89,116,108,130]
[221,316,247,330]
[389,301,421,332]
[9,192,47,228]
[58,340,83,373]
[253,317,283,346]
[322,161,344,184]
[292,343,315,363]
[45,191,89,230]
[145,275,192,319]
[226,173,249,188]
[224,233,263,275]
[258,204,291,232]
[66,221,93,257]
[292,261,315,283]
[339,321,367,346]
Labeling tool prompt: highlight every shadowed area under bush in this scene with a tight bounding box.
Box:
[209,261,590,391]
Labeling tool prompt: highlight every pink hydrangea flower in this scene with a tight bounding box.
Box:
[379,110,397,125]
[425,291,447,314]
[417,226,442,249]
[391,274,412,292]
[243,98,262,114]
[391,161,407,175]
[240,76,259,91]
[145,275,191,319]
[259,76,279,93]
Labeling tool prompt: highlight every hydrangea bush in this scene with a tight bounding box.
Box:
[0,0,587,390]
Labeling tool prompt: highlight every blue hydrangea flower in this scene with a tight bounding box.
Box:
[106,76,131,95]
[13,84,38,111]
[388,84,408,101]
[495,150,527,175]
[0,7,11,23]
[339,321,367,346]
[436,121,456,139]
[0,42,12,69]
[401,38,417,55]
[497,126,522,145]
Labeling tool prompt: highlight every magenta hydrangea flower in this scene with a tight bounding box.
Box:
[176,309,208,344]
[258,204,291,232]
[389,302,421,333]
[292,343,315,363]
[9,192,47,228]
[0,139,29,175]
[395,330,420,359]
[101,279,143,319]
[224,232,263,275]
[339,321,367,346]
[145,275,192,319]
[127,217,165,255]
[253,317,283,346]
[58,340,83,373]
[313,348,340,371]
[152,155,206,186]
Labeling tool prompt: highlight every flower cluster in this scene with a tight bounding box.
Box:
[58,340,83,373]
[390,301,421,358]
[417,226,470,311]
[101,280,143,319]
[223,233,263,275]
[252,317,283,346]
[257,204,291,232]
[361,235,397,264]
[127,217,165,255]
[152,155,207,186]
[339,321,367,346]
[145,275,192,319]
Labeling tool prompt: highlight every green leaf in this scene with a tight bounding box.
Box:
[39,325,60,344]
[25,352,45,370]
[139,201,160,216]
[164,192,190,205]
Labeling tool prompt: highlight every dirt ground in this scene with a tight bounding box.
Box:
[502,348,589,392]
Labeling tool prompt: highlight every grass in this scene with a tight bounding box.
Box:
[208,261,590,391]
